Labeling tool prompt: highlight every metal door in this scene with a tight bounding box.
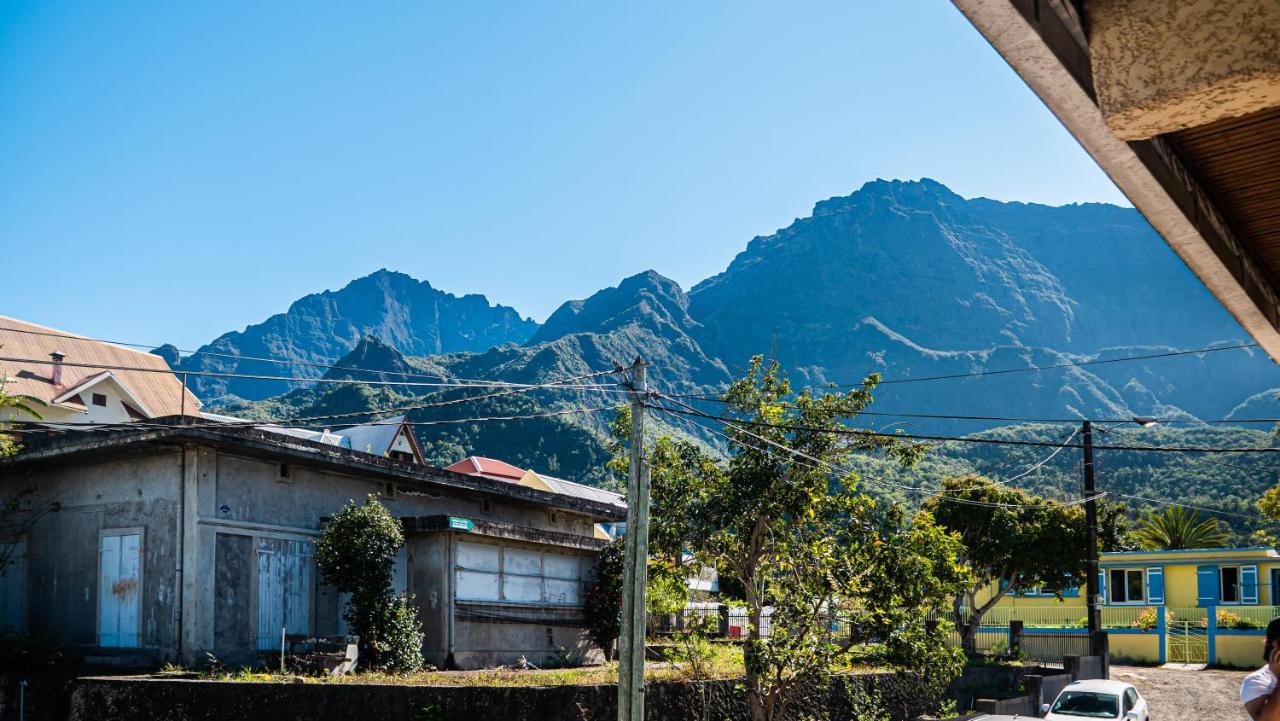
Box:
[98,533,141,648]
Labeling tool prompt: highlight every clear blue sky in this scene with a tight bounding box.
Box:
[0,1,1127,350]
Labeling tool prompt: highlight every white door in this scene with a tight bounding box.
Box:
[257,538,314,650]
[98,533,141,648]
[0,541,25,631]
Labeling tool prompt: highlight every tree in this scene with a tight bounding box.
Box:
[630,357,968,721]
[315,495,424,672]
[924,476,1090,655]
[584,538,623,661]
[1134,506,1228,550]
[0,375,45,460]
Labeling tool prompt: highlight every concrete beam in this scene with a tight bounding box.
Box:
[951,0,1280,363]
[1088,0,1280,141]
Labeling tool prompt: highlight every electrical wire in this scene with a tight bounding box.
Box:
[650,401,1280,455]
[649,395,1093,510]
[0,354,630,393]
[668,342,1262,396]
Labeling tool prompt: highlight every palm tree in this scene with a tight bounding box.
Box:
[1134,506,1228,550]
[0,373,45,460]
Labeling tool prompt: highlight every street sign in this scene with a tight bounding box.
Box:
[448,516,474,532]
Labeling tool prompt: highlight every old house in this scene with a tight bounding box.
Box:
[0,317,626,670]
[0,421,625,669]
[0,316,202,425]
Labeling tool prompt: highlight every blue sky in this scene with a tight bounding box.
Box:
[0,1,1127,350]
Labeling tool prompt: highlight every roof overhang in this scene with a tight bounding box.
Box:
[952,0,1280,362]
[4,419,626,522]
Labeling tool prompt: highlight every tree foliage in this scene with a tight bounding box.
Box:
[583,538,623,662]
[315,495,423,672]
[631,357,967,721]
[0,375,44,460]
[1134,506,1228,550]
[924,476,1090,654]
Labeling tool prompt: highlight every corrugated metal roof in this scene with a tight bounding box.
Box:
[341,415,406,456]
[530,472,626,508]
[0,316,201,417]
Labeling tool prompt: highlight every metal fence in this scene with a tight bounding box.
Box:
[1019,630,1090,668]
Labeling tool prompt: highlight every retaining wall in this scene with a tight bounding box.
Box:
[5,671,941,721]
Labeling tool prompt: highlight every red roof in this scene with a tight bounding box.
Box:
[443,456,526,482]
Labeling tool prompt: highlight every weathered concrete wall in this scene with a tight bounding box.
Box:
[10,444,606,668]
[8,452,182,660]
[37,671,938,721]
[1088,0,1280,139]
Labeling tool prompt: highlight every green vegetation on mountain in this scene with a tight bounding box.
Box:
[196,179,1280,540]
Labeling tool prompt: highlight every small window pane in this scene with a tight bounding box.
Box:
[503,574,543,603]
[456,570,500,601]
[1126,570,1144,602]
[1109,570,1126,603]
[546,579,580,605]
[1222,567,1240,603]
[457,542,499,572]
[544,554,579,580]
[504,548,541,576]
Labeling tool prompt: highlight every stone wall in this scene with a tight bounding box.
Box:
[5,671,942,721]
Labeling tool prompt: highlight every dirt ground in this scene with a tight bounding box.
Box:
[1111,664,1252,721]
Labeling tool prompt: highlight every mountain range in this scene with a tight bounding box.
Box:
[165,178,1280,537]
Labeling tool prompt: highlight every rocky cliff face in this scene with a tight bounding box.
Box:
[191,179,1279,433]
[176,269,536,401]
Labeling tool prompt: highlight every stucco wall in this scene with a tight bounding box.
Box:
[12,452,182,658]
[1088,0,1280,139]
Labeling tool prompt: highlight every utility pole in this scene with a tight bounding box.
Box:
[618,357,650,721]
[1082,420,1102,653]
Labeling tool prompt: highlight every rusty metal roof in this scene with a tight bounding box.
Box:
[0,316,201,417]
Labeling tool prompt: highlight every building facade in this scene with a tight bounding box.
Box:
[983,546,1280,667]
[0,422,625,669]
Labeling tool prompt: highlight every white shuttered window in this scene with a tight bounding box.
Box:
[454,541,584,606]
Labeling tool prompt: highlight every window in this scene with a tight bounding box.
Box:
[92,393,107,407]
[278,463,290,479]
[1222,567,1241,603]
[1123,688,1138,713]
[454,541,585,606]
[1108,568,1145,604]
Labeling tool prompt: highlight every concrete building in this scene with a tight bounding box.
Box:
[0,420,626,669]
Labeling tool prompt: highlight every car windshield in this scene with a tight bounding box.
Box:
[1050,690,1120,718]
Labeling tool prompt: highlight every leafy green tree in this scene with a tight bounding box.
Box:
[1134,506,1227,550]
[629,357,967,721]
[315,495,424,672]
[584,538,623,661]
[924,476,1090,654]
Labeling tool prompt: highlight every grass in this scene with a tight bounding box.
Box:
[159,645,749,687]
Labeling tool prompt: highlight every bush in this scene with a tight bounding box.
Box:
[1217,608,1264,630]
[317,495,424,672]
[583,538,623,661]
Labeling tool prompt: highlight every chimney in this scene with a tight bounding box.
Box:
[49,351,65,386]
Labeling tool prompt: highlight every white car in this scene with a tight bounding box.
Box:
[1040,679,1149,721]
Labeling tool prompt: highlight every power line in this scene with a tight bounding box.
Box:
[650,398,1280,455]
[0,354,630,394]
[1110,492,1262,522]
[656,402,1280,426]
[670,342,1262,397]
[0,323,489,385]
[650,395,1093,510]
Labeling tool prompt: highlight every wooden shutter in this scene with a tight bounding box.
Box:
[1146,567,1165,605]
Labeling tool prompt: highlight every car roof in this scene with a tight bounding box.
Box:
[1062,679,1132,694]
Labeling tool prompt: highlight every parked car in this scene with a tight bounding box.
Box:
[1040,679,1149,720]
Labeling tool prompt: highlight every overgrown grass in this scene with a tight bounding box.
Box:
[163,644,749,687]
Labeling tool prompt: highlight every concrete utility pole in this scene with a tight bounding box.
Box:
[617,357,650,721]
[1082,420,1102,652]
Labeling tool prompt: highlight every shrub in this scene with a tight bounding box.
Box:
[1217,608,1264,630]
[583,538,623,661]
[316,495,424,672]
